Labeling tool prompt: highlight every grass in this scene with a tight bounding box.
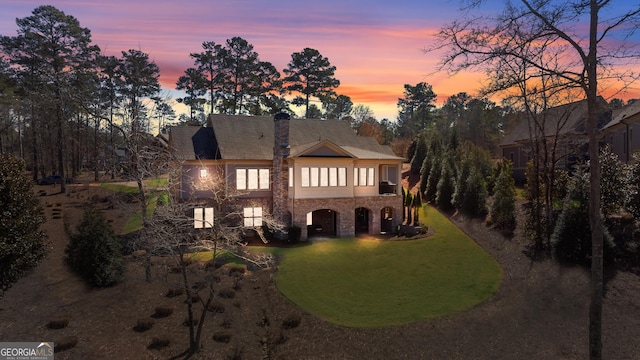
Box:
[99,182,164,234]
[100,183,140,194]
[273,205,502,328]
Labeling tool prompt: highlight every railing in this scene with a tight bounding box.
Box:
[378,181,396,195]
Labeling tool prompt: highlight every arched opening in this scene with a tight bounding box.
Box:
[381,207,394,234]
[306,209,337,238]
[355,207,370,234]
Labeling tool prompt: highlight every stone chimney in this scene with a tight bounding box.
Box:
[272,112,290,230]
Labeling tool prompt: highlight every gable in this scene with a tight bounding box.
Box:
[290,140,355,158]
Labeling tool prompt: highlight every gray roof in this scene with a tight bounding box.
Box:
[499,97,610,147]
[603,100,640,131]
[170,115,402,161]
[169,126,217,160]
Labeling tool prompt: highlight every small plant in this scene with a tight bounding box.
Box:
[165,287,184,298]
[47,317,69,329]
[212,331,232,343]
[220,317,232,328]
[54,336,78,352]
[153,306,174,318]
[228,265,246,276]
[207,301,225,314]
[183,317,199,326]
[218,287,235,299]
[281,314,301,330]
[134,318,154,332]
[148,336,171,350]
[185,294,201,304]
[287,225,301,243]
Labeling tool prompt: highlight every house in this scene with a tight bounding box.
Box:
[169,113,405,241]
[602,100,640,163]
[499,97,611,183]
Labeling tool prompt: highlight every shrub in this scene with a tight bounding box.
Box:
[65,206,125,287]
[0,153,48,293]
[551,169,615,266]
[459,169,488,218]
[287,225,301,243]
[166,287,184,298]
[282,314,302,329]
[148,336,171,350]
[218,287,236,299]
[47,317,69,329]
[490,160,516,230]
[212,331,232,343]
[207,301,225,313]
[153,306,174,318]
[54,336,78,352]
[425,154,442,202]
[183,317,199,326]
[134,318,154,332]
[435,159,455,211]
[185,294,201,304]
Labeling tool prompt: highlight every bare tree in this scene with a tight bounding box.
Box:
[432,1,640,358]
[140,164,280,358]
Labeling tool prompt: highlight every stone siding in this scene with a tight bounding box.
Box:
[291,195,403,240]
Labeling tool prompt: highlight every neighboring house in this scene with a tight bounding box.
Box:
[499,97,611,183]
[169,113,405,241]
[602,100,640,163]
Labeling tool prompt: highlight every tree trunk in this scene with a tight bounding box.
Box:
[588,1,603,358]
[57,103,66,194]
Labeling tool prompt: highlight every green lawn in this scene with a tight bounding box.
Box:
[99,182,164,233]
[273,205,502,328]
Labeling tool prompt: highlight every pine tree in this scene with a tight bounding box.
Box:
[490,160,516,229]
[0,153,48,293]
[65,206,124,287]
[436,159,455,211]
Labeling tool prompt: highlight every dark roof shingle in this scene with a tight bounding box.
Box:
[170,115,402,161]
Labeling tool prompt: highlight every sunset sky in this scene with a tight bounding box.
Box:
[2,1,640,121]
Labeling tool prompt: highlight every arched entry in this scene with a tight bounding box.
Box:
[355,207,369,234]
[381,207,394,234]
[306,209,337,238]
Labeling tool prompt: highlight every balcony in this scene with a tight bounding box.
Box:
[378,181,397,195]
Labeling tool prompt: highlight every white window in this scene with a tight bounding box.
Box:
[259,169,270,189]
[236,169,246,190]
[338,168,346,186]
[243,207,263,227]
[354,167,375,186]
[247,169,258,189]
[236,168,270,190]
[320,167,328,187]
[329,167,337,186]
[301,167,310,187]
[194,207,214,228]
[310,167,319,187]
[289,167,293,187]
[301,167,347,187]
